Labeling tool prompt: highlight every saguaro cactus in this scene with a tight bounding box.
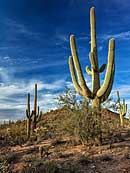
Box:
[26,84,42,137]
[117,91,127,127]
[32,84,42,132]
[69,7,115,110]
[26,93,33,138]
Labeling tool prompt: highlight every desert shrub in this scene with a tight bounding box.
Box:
[79,152,92,165]
[0,160,11,173]
[5,152,18,164]
[34,126,55,144]
[21,158,79,173]
[99,154,113,162]
[0,151,16,173]
[0,122,27,146]
[54,106,102,145]
[0,151,18,165]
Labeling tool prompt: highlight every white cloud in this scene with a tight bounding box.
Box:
[112,85,130,98]
[100,31,130,40]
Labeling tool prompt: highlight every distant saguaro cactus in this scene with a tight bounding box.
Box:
[26,93,33,138]
[117,91,127,127]
[68,7,115,110]
[32,84,42,132]
[26,84,42,137]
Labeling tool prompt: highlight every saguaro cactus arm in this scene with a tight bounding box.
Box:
[26,93,33,119]
[34,84,37,114]
[69,56,83,95]
[36,106,42,121]
[97,39,115,98]
[86,66,92,76]
[99,64,106,73]
[101,64,115,102]
[70,35,93,98]
[90,7,97,52]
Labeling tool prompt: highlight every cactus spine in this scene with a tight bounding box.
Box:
[117,91,127,127]
[68,7,115,110]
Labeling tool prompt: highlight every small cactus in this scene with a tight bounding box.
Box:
[117,91,127,127]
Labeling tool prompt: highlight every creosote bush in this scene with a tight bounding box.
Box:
[0,122,27,146]
[54,106,102,145]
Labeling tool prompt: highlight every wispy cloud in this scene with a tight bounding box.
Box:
[112,85,130,98]
[4,18,40,39]
[101,31,130,40]
[74,31,130,42]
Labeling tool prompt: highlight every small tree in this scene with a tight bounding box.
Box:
[57,87,90,111]
[57,87,78,110]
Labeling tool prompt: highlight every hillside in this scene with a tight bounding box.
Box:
[0,108,130,173]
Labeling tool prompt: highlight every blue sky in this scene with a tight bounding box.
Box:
[0,0,130,121]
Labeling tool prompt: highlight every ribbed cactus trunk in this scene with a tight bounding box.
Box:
[68,7,115,145]
[90,7,100,97]
[27,118,31,138]
[26,93,32,138]
[92,97,100,110]
[32,84,37,132]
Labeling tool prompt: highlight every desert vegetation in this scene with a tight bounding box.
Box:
[1,6,130,173]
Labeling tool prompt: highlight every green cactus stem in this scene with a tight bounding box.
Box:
[32,84,42,132]
[68,7,115,110]
[32,84,37,131]
[117,91,127,127]
[26,84,42,136]
[26,93,33,138]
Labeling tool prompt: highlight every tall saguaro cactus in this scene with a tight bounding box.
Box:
[117,91,127,127]
[69,7,115,110]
